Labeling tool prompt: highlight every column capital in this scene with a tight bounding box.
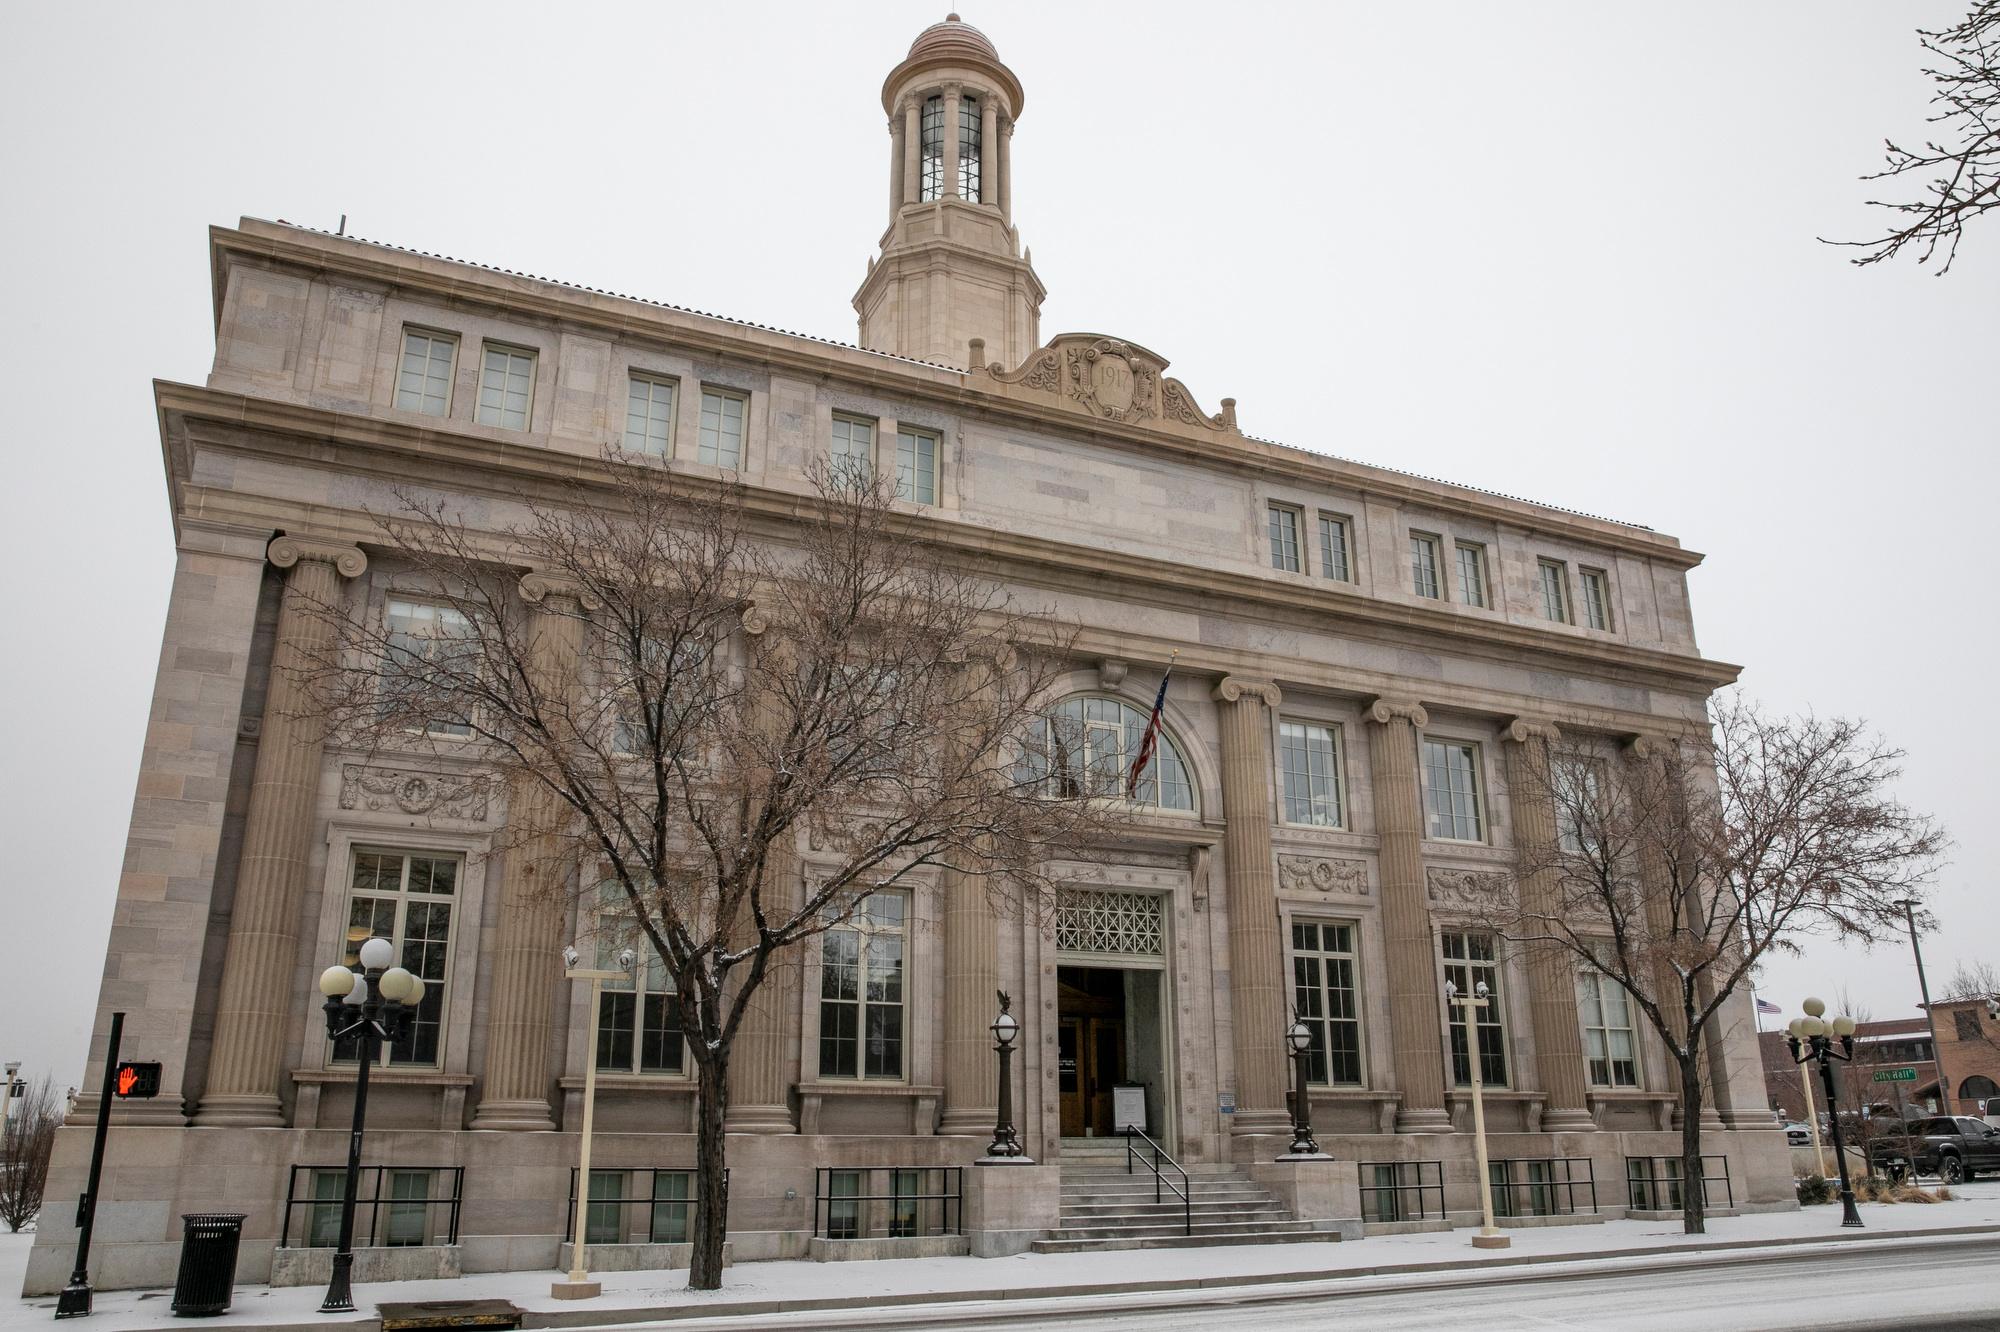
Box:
[1502,716,1561,745]
[1212,676,1281,708]
[518,571,602,611]
[1624,732,1672,760]
[267,535,366,579]
[1364,696,1428,728]
[942,80,963,98]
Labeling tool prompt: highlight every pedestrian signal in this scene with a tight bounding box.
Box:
[113,1061,162,1099]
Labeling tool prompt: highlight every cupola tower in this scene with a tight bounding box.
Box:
[853,15,1044,366]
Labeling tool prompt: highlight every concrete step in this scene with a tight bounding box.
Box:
[1060,1199,1289,1216]
[1030,1229,1333,1253]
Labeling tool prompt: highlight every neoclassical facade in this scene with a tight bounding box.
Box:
[26,15,1789,1294]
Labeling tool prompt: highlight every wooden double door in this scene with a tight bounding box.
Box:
[1057,967,1127,1137]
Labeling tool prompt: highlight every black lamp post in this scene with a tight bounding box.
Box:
[985,990,1025,1159]
[1284,1017,1321,1157]
[1785,996,1863,1229]
[316,938,424,1313]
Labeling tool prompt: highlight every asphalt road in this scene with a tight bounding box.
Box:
[671,1240,2000,1332]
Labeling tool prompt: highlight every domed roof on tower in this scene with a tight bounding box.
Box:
[907,13,999,62]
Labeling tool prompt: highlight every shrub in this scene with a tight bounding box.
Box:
[1796,1174,1836,1205]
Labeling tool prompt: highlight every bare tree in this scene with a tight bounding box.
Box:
[1497,696,1946,1233]
[1941,960,2000,1001]
[1,1076,61,1232]
[1828,2,1999,274]
[292,454,1127,1288]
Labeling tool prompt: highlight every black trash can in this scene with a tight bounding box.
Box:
[170,1213,246,1317]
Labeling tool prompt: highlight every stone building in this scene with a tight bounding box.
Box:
[26,14,1791,1295]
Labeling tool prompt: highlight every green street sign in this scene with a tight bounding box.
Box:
[1872,1067,1918,1083]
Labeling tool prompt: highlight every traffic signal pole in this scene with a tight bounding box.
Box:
[57,1010,123,1319]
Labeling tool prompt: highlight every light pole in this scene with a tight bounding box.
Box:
[1895,900,1953,1115]
[316,938,425,1314]
[1283,1018,1321,1157]
[1446,979,1509,1250]
[554,943,635,1300]
[1786,997,1863,1228]
[983,991,1028,1161]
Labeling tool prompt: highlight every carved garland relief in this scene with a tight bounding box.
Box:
[1277,855,1370,898]
[1425,866,1513,909]
[339,765,494,820]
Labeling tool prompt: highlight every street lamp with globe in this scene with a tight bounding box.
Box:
[1786,997,1863,1228]
[1284,1018,1321,1157]
[984,992,1027,1161]
[315,937,425,1313]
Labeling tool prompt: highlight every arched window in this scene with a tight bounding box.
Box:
[1025,695,1196,813]
[1962,1074,1999,1102]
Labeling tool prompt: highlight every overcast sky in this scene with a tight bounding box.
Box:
[2,2,1993,1088]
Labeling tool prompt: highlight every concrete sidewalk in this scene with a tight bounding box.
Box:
[10,1182,2000,1332]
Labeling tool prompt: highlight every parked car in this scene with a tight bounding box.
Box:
[1868,1116,2000,1183]
[1784,1122,1813,1147]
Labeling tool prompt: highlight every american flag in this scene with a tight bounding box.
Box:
[1126,657,1176,798]
[1755,997,1782,1016]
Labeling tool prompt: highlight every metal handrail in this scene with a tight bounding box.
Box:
[1122,1126,1191,1235]
[1489,1156,1598,1218]
[279,1165,464,1249]
[812,1167,963,1240]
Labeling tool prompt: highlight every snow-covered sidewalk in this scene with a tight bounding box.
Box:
[10,1182,2000,1330]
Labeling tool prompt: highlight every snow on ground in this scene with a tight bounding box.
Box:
[8,1181,2000,1331]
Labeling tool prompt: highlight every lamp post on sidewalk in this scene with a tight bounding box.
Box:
[1786,996,1863,1229]
[1446,980,1510,1251]
[1283,1018,1321,1157]
[553,943,636,1300]
[316,939,425,1314]
[983,991,1028,1161]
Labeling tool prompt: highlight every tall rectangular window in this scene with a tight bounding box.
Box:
[1291,921,1363,1085]
[819,892,906,1079]
[1422,738,1485,841]
[1442,931,1508,1087]
[395,330,457,417]
[625,375,677,456]
[1411,533,1442,599]
[475,345,535,429]
[1278,720,1344,827]
[1576,965,1640,1088]
[334,849,456,1066]
[958,94,982,200]
[896,427,937,504]
[698,388,745,468]
[379,599,474,737]
[1269,504,1303,572]
[585,1170,624,1245]
[650,1172,694,1244]
[1318,513,1351,582]
[1579,568,1612,631]
[831,415,874,485]
[1455,542,1488,608]
[1539,559,1571,623]
[919,96,944,201]
[592,886,685,1076]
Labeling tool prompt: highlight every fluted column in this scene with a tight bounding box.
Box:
[1366,697,1452,1132]
[472,574,591,1130]
[998,118,1014,223]
[942,82,963,199]
[1502,718,1595,1132]
[1214,676,1289,1135]
[938,858,999,1134]
[978,97,998,205]
[196,536,367,1126]
[888,108,906,221]
[902,97,922,205]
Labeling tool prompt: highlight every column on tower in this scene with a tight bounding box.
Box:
[979,96,998,205]
[1366,697,1453,1133]
[901,97,921,206]
[998,117,1013,222]
[196,536,368,1126]
[941,82,963,199]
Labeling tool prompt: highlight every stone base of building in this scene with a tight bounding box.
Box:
[20,1120,1794,1295]
[269,1244,461,1288]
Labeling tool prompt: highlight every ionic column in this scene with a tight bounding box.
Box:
[978,97,998,205]
[196,536,367,1126]
[1501,718,1595,1132]
[472,573,592,1130]
[902,97,922,205]
[725,610,798,1132]
[998,118,1014,223]
[888,108,906,221]
[941,82,963,199]
[1366,697,1452,1132]
[1214,677,1289,1136]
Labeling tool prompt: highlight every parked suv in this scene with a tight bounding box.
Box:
[1870,1116,2000,1183]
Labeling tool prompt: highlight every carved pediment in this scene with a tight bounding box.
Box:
[985,333,1237,434]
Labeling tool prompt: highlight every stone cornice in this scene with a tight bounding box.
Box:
[156,383,1745,711]
[207,221,1703,568]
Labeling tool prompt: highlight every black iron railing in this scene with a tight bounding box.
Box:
[1489,1157,1597,1218]
[279,1165,463,1249]
[811,1167,963,1240]
[1124,1127,1191,1235]
[1624,1155,1733,1211]
[1360,1160,1445,1223]
[564,1167,718,1245]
